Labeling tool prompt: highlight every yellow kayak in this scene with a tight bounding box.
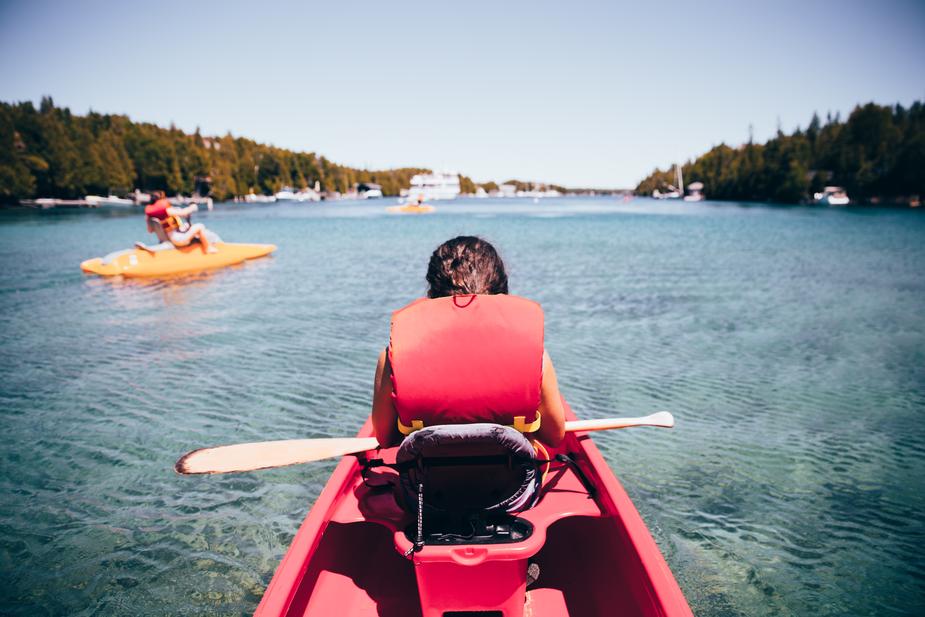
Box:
[387,204,435,214]
[80,242,276,278]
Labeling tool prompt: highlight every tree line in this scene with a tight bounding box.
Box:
[635,101,924,204]
[0,98,589,204]
[0,97,434,203]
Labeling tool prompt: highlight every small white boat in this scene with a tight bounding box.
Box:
[168,196,213,210]
[275,187,299,201]
[295,189,320,202]
[276,186,321,202]
[814,186,850,206]
[358,182,383,199]
[85,194,135,207]
[652,189,681,200]
[683,182,704,202]
[244,193,277,204]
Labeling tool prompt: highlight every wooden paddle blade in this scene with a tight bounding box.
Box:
[175,436,380,475]
[564,411,675,433]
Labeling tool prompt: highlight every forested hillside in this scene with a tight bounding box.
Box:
[636,102,924,203]
[0,97,430,202]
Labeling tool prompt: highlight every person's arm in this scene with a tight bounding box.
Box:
[371,349,401,447]
[166,204,198,218]
[536,350,566,446]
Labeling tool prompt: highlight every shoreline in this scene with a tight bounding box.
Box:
[3,194,922,212]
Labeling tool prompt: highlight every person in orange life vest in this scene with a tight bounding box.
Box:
[371,236,566,448]
[144,191,217,253]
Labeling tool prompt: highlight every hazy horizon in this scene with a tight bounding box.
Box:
[1,0,923,188]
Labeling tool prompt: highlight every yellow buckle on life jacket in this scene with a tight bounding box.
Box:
[512,414,542,433]
[397,413,541,436]
[396,418,425,435]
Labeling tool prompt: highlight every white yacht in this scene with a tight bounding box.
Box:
[814,186,850,206]
[405,172,460,201]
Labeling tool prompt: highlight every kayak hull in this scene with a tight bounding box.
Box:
[254,407,692,616]
[80,242,276,278]
[387,205,435,214]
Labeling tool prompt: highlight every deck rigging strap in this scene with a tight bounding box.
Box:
[404,482,425,558]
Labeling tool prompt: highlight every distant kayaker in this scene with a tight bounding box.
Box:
[371,236,566,447]
[143,191,217,253]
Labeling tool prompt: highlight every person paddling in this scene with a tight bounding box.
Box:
[142,191,217,253]
[371,235,566,448]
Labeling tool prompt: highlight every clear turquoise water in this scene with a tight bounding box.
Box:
[1,197,923,616]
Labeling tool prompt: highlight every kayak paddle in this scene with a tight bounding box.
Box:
[175,411,674,475]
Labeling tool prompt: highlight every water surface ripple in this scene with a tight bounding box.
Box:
[1,198,923,616]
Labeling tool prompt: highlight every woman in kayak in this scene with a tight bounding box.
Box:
[144,191,217,253]
[371,235,566,447]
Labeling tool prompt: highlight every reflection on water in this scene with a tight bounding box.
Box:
[86,259,276,308]
[1,197,924,616]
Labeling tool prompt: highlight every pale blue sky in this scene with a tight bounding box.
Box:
[1,0,923,187]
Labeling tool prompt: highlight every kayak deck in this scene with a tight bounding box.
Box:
[256,412,691,617]
[80,242,276,277]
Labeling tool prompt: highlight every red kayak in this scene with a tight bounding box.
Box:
[254,407,693,617]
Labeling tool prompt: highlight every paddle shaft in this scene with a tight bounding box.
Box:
[564,411,674,433]
[176,412,674,475]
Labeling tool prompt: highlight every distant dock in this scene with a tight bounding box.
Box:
[19,198,92,209]
[17,195,214,210]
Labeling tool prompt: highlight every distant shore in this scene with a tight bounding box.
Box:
[635,101,923,207]
[1,98,616,206]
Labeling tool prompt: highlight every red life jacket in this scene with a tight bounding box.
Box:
[144,198,187,233]
[388,294,544,435]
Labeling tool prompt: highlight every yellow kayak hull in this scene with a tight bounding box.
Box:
[80,242,276,278]
[387,204,435,214]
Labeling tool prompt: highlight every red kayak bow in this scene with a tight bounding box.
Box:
[254,406,692,616]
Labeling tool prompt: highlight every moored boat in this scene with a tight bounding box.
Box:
[275,187,300,201]
[85,194,136,207]
[653,164,685,200]
[80,241,276,277]
[254,407,692,617]
[245,193,278,204]
[683,182,705,202]
[403,172,461,202]
[814,186,850,206]
[359,182,384,199]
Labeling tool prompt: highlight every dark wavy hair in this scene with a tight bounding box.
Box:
[426,236,509,298]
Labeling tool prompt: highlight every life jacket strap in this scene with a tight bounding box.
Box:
[397,413,541,436]
[161,215,190,234]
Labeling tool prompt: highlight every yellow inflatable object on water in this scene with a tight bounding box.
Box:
[387,204,435,214]
[80,242,276,278]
